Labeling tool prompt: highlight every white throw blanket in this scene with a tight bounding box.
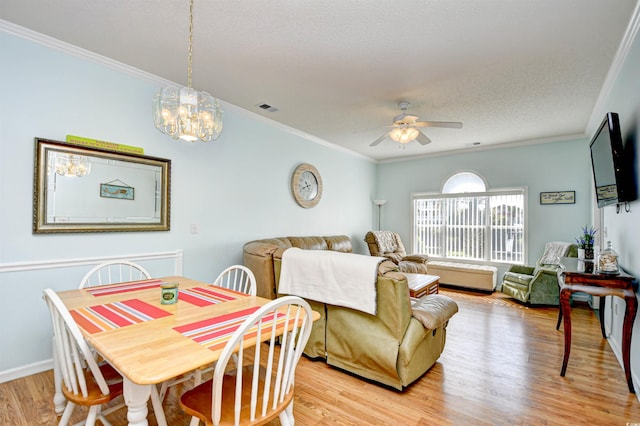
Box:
[539,241,572,265]
[279,248,385,315]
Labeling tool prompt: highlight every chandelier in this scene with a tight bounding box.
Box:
[389,125,420,144]
[152,0,223,142]
[53,154,92,177]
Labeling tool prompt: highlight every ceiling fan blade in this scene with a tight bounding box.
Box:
[416,132,432,145]
[370,132,389,146]
[413,121,463,129]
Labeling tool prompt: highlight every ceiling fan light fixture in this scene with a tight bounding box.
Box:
[389,126,419,144]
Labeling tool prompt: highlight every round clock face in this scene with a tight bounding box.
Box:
[291,163,322,208]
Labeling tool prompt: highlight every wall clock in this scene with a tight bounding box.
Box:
[291,163,322,208]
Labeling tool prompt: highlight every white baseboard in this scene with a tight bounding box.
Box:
[607,334,640,402]
[0,359,53,384]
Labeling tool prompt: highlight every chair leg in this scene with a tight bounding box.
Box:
[193,368,203,386]
[52,339,67,415]
[279,402,294,426]
[85,405,99,426]
[150,384,168,425]
[97,413,113,426]
[58,401,75,426]
[158,380,169,402]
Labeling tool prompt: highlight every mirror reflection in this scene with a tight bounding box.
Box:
[34,138,171,233]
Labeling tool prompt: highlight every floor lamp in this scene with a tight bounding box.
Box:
[373,200,387,231]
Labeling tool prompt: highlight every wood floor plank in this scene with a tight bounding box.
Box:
[1,288,639,425]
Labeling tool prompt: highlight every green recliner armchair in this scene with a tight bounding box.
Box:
[501,242,578,305]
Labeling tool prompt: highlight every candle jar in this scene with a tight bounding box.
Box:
[161,282,179,304]
[598,241,619,274]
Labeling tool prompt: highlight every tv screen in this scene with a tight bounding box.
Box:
[589,112,633,208]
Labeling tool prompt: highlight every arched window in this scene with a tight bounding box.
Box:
[442,172,486,193]
[412,172,526,264]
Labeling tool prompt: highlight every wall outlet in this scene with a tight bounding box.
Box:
[190,224,199,234]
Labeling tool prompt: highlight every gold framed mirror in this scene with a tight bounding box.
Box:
[33,138,171,233]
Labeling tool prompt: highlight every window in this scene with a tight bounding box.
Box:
[412,172,525,264]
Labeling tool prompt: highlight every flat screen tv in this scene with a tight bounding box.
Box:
[589,112,635,208]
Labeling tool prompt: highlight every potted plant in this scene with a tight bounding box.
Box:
[575,225,597,259]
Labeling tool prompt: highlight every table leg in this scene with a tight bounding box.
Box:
[622,292,637,393]
[122,379,168,426]
[560,289,573,376]
[598,295,607,338]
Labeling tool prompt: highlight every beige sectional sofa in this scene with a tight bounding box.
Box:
[242,235,458,390]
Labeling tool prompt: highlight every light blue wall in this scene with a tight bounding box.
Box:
[0,31,376,374]
[376,139,593,269]
[588,12,640,395]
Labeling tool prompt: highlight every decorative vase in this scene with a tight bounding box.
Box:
[578,248,585,259]
[584,248,595,260]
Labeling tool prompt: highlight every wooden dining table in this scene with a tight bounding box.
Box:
[56,275,311,426]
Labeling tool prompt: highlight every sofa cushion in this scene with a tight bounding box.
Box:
[411,295,459,330]
[325,235,353,253]
[287,236,328,250]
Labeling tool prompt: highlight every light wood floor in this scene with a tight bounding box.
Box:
[2,288,639,425]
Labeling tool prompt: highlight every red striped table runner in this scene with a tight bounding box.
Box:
[85,279,166,297]
[70,299,172,334]
[178,285,249,307]
[173,306,286,352]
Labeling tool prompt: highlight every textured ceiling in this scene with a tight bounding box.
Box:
[1,1,638,161]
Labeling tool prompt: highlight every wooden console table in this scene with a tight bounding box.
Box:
[557,257,637,393]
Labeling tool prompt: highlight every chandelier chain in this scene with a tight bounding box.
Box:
[187,0,193,89]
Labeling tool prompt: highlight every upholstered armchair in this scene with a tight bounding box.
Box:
[365,231,429,274]
[501,242,578,305]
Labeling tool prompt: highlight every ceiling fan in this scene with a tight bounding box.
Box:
[370,101,463,147]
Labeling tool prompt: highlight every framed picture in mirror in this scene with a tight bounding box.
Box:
[33,137,171,233]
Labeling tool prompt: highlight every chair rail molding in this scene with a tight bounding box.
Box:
[0,249,183,274]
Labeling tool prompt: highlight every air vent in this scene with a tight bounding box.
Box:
[256,103,279,112]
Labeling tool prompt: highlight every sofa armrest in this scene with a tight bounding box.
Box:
[411,295,458,330]
[382,253,403,264]
[402,254,429,264]
[243,240,290,299]
[507,264,535,275]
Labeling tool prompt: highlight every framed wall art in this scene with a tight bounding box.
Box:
[540,191,575,205]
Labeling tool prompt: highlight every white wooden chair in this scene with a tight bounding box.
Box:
[179,295,313,426]
[158,265,258,401]
[52,260,153,412]
[44,288,166,426]
[79,260,151,289]
[212,265,257,296]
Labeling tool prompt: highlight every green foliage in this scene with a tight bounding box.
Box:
[575,225,597,249]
